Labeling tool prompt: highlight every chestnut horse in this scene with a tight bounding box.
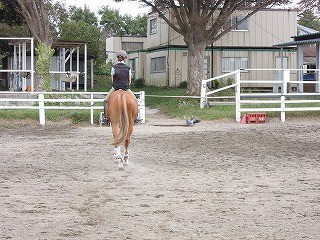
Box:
[106,90,138,170]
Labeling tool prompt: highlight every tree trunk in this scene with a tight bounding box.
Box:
[35,42,55,91]
[187,43,206,96]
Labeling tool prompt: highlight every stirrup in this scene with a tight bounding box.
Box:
[102,114,110,126]
[134,117,142,124]
[102,115,109,123]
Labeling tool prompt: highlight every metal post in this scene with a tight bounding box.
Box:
[281,69,289,123]
[39,93,46,125]
[235,70,241,122]
[77,46,80,91]
[69,49,72,90]
[90,58,94,90]
[138,91,146,123]
[31,38,34,91]
[84,44,87,91]
[22,41,27,91]
[62,48,66,91]
[13,45,17,91]
[90,93,94,125]
[200,80,207,108]
[316,44,320,92]
[297,45,304,93]
[18,43,21,90]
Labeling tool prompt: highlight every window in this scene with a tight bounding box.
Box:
[222,57,248,72]
[150,18,157,35]
[235,16,248,30]
[223,15,249,31]
[122,42,144,51]
[129,58,136,79]
[150,57,166,73]
[129,58,136,72]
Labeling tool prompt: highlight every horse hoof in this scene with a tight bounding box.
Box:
[118,167,125,171]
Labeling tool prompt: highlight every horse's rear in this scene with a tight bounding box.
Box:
[106,90,137,170]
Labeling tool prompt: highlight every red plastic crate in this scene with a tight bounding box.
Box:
[257,113,267,123]
[246,113,267,124]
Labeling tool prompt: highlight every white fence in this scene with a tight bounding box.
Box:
[0,91,145,126]
[200,69,320,123]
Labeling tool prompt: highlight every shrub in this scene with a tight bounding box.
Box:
[94,63,111,76]
[178,81,188,89]
[133,78,146,88]
[213,79,222,89]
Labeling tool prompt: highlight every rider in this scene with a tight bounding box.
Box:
[103,50,139,123]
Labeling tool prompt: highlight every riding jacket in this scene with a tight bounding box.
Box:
[112,62,131,90]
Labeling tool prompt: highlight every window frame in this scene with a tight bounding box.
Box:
[150,56,166,73]
[222,57,249,73]
[150,18,157,35]
[223,15,249,32]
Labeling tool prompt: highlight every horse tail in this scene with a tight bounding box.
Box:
[111,93,129,146]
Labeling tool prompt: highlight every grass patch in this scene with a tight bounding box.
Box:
[0,109,39,120]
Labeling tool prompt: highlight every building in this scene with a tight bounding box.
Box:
[0,38,91,91]
[275,26,320,92]
[106,8,298,89]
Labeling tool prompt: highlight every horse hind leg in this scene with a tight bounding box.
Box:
[114,146,124,171]
[123,138,130,166]
[118,156,124,171]
[114,146,121,163]
[123,150,129,166]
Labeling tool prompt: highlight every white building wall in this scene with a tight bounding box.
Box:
[110,8,298,88]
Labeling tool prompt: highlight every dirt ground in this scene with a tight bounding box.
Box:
[0,108,320,240]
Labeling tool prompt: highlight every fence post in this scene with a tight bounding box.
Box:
[200,80,207,108]
[38,93,45,126]
[90,93,94,125]
[235,70,241,122]
[138,91,146,123]
[281,69,289,123]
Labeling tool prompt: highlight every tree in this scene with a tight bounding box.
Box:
[99,6,124,36]
[0,1,25,25]
[114,0,290,95]
[60,20,104,66]
[68,5,98,26]
[298,10,320,31]
[99,6,147,36]
[3,0,54,91]
[0,2,30,56]
[59,5,106,72]
[46,1,69,38]
[298,0,320,12]
[122,14,147,35]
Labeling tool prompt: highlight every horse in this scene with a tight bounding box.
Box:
[105,90,138,170]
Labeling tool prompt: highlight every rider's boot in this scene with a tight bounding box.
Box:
[134,103,142,124]
[102,100,109,124]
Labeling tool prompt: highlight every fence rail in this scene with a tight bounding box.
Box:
[0,91,145,126]
[200,69,320,123]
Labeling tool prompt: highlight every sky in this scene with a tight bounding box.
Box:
[61,0,150,16]
[61,0,301,17]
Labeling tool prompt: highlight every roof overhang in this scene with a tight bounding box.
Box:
[52,40,87,48]
[274,38,320,47]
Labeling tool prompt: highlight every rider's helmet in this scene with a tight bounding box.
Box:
[116,50,128,59]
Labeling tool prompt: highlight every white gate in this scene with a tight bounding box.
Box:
[0,91,145,126]
[200,69,320,123]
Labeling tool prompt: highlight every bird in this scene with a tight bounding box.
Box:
[186,117,200,126]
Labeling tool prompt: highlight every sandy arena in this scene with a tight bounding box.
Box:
[0,108,320,239]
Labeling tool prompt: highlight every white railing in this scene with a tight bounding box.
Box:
[0,91,145,126]
[200,69,320,123]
